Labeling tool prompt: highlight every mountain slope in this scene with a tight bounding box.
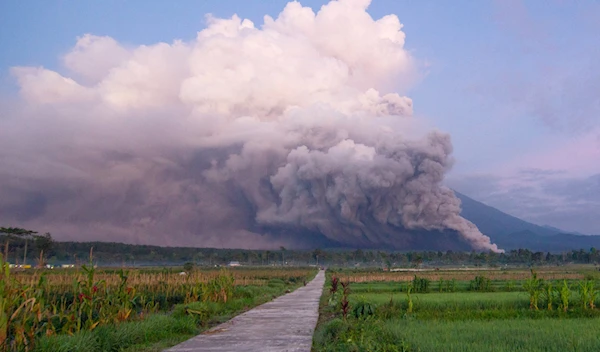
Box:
[456,191,599,251]
[455,191,558,238]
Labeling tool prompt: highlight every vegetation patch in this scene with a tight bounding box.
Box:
[313,268,600,351]
[0,246,316,352]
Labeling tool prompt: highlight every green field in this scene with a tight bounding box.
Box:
[313,268,600,352]
[316,317,600,352]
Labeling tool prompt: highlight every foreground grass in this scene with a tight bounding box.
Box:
[33,314,196,352]
[315,317,600,352]
[33,273,316,352]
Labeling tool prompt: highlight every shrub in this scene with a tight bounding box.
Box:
[352,297,376,319]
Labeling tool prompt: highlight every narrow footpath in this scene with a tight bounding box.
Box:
[166,270,325,352]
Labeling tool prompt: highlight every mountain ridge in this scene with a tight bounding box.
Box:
[456,191,599,251]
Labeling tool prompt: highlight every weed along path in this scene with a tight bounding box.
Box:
[165,270,325,352]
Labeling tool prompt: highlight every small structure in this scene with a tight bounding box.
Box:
[227,261,241,267]
[61,264,75,268]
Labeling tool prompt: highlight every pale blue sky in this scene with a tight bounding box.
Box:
[1,0,598,233]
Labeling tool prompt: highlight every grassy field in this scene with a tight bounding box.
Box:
[313,266,600,352]
[0,251,317,352]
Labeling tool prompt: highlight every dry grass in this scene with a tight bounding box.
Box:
[10,268,310,293]
[340,269,586,283]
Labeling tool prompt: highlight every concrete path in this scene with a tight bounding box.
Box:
[166,270,325,352]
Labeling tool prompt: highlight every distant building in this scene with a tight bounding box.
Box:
[228,261,241,267]
[61,264,75,268]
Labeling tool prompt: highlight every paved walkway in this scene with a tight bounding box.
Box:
[166,270,325,352]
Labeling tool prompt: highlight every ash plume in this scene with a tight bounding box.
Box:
[0,0,502,252]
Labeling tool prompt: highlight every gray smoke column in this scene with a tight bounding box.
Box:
[0,0,502,252]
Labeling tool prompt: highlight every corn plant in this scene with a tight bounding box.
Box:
[558,280,571,312]
[0,250,10,350]
[412,276,430,293]
[541,282,554,311]
[201,269,234,304]
[74,261,106,331]
[470,276,492,292]
[523,269,543,310]
[578,280,596,310]
[0,246,52,351]
[446,278,457,292]
[110,269,137,323]
[505,280,516,292]
[586,281,597,309]
[579,281,590,310]
[406,282,414,314]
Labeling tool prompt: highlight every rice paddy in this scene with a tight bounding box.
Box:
[313,266,600,351]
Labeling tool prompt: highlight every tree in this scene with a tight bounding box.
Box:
[0,226,38,264]
[353,249,364,263]
[33,232,54,267]
[193,252,204,265]
[183,262,195,273]
[590,247,598,264]
[248,251,258,265]
[258,251,264,266]
[35,233,54,256]
[312,249,323,266]
[0,227,37,237]
[280,246,286,266]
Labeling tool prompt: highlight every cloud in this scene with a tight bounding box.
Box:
[0,0,501,252]
[63,34,132,84]
[486,0,600,133]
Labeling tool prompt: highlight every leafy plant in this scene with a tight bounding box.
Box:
[412,276,430,293]
[523,270,543,310]
[352,296,375,319]
[586,281,597,309]
[330,276,339,294]
[406,283,414,314]
[558,280,571,312]
[470,276,492,292]
[541,281,554,311]
[201,269,234,304]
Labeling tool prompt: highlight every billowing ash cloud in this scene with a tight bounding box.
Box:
[0,0,502,252]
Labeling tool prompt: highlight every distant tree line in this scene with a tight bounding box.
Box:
[2,227,600,267]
